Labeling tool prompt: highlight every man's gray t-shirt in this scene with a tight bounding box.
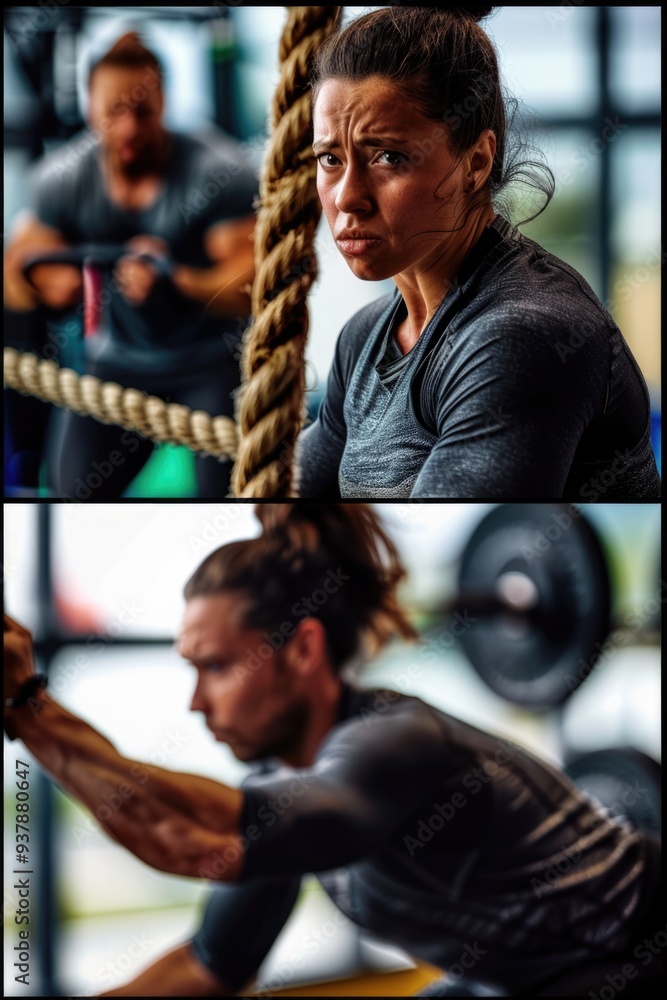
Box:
[29,127,258,376]
[191,684,659,995]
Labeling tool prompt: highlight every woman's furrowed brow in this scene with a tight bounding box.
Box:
[312,139,337,154]
[313,134,412,154]
[357,133,412,147]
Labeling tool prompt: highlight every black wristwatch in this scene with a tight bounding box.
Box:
[5,673,48,709]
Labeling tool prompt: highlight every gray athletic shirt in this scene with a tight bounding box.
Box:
[192,684,658,995]
[29,127,258,376]
[297,216,661,500]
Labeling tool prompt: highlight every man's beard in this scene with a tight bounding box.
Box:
[114,136,169,178]
[244,697,311,763]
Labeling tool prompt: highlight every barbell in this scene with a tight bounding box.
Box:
[430,501,662,835]
[437,503,613,710]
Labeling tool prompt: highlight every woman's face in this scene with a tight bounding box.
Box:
[313,75,473,282]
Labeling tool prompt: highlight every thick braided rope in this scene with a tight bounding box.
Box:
[231,6,342,498]
[3,347,238,459]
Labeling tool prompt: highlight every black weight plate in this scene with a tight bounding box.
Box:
[457,504,611,708]
[565,747,662,835]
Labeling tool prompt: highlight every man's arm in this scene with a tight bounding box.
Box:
[240,699,448,879]
[99,943,233,997]
[98,872,302,996]
[4,212,82,312]
[4,616,244,881]
[171,216,255,318]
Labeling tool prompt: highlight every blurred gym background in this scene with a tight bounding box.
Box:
[3,502,661,996]
[3,5,661,495]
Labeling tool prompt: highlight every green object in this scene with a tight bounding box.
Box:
[212,42,236,63]
[123,445,198,497]
[211,18,236,62]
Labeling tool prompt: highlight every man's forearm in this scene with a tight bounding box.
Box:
[4,217,82,312]
[98,942,233,996]
[8,694,244,879]
[171,260,253,317]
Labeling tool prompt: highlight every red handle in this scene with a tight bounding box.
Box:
[82,259,104,338]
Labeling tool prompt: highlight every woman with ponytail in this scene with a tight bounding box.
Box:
[4,504,661,997]
[298,5,660,501]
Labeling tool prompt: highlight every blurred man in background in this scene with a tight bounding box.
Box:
[4,31,257,498]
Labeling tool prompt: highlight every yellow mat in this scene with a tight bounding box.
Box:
[250,959,444,996]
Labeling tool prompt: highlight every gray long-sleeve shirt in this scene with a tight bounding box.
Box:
[192,684,659,995]
[297,216,660,500]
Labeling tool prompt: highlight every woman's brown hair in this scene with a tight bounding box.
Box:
[184,504,417,670]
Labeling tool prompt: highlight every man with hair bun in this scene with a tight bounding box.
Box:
[4,30,258,498]
[4,503,661,997]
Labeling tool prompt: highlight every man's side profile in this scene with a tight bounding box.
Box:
[4,504,662,997]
